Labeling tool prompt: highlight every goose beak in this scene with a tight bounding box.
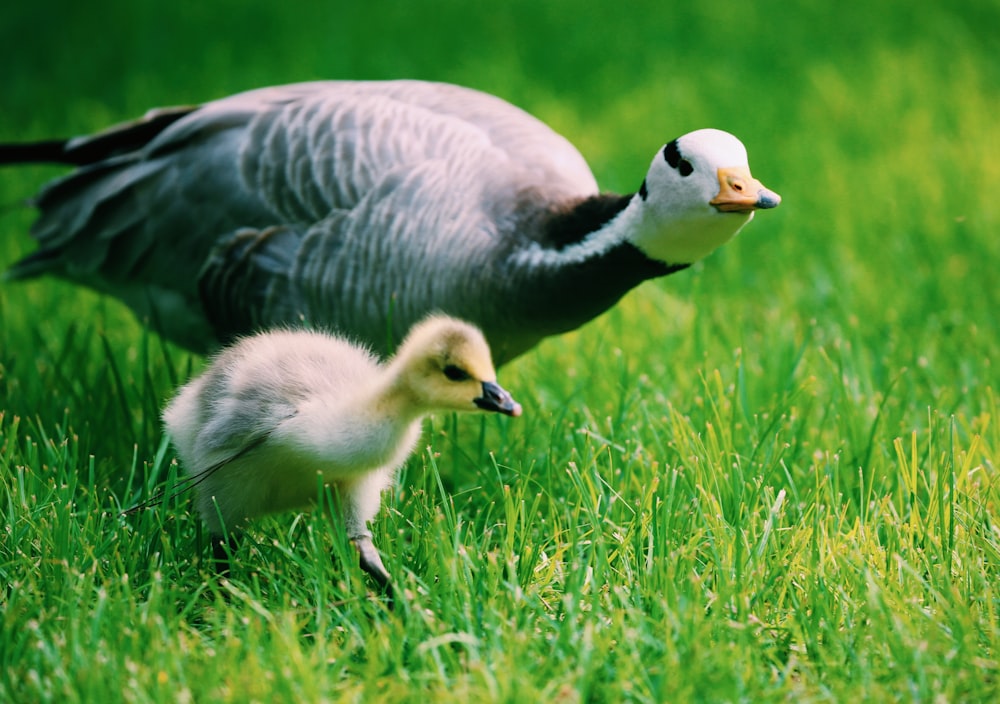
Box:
[710,166,781,213]
[475,381,522,417]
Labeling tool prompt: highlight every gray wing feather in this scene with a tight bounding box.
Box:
[9,81,597,351]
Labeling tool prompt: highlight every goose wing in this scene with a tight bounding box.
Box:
[8,81,597,350]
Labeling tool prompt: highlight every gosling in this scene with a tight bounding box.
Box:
[162,314,521,604]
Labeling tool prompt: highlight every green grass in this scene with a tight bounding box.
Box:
[2,0,999,701]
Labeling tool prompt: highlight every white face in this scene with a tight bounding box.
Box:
[630,129,779,265]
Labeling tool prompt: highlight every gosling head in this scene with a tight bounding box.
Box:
[392,315,522,417]
[631,128,781,266]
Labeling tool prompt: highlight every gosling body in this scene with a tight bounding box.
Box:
[162,315,521,602]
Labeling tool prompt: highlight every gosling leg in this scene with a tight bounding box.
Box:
[351,534,395,609]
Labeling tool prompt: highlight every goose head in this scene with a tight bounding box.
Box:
[391,315,522,417]
[629,129,781,266]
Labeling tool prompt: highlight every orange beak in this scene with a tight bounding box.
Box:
[709,166,781,213]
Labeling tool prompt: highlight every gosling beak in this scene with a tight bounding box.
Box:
[709,166,781,213]
[474,381,523,417]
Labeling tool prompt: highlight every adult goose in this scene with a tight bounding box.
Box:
[161,314,521,605]
[0,80,780,363]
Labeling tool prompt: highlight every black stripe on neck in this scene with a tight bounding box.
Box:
[511,240,688,339]
[538,193,634,250]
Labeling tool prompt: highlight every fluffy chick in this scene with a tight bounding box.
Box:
[162,314,521,604]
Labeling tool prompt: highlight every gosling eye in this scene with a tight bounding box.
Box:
[443,364,471,382]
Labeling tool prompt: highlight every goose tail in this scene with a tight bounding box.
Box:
[0,105,197,168]
[0,139,80,165]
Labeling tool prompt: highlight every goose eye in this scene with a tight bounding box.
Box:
[443,364,471,382]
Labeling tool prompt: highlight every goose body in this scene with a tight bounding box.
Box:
[1,80,780,363]
[162,314,521,602]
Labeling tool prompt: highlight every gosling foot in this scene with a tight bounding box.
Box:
[351,534,394,609]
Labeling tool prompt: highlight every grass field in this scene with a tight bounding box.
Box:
[2,0,999,701]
